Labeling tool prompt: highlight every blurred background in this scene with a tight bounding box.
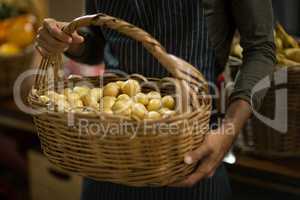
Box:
[273,0,300,36]
[0,0,299,200]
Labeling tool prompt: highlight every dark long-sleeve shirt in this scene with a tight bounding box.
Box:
[67,0,276,110]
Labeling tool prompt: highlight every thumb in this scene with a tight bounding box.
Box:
[71,31,85,44]
[184,144,211,165]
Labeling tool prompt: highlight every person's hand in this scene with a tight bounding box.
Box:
[171,99,252,187]
[36,18,84,56]
[170,121,236,187]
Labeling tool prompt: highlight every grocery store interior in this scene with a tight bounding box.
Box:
[0,0,299,200]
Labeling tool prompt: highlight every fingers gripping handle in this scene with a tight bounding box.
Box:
[62,14,97,34]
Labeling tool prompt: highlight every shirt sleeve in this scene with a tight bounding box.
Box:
[65,0,106,65]
[229,0,276,110]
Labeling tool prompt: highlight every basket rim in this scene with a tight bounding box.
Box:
[28,71,212,124]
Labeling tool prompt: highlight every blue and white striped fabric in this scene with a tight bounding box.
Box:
[81,1,230,200]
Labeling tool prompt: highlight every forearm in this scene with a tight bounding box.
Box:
[227,54,275,136]
[223,99,252,137]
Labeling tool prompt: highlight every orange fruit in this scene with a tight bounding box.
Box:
[0,19,12,43]
[7,15,36,48]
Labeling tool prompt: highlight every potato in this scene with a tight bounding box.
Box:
[117,94,131,101]
[46,91,66,102]
[146,111,161,120]
[134,92,149,105]
[112,100,127,111]
[57,94,67,101]
[122,79,141,97]
[103,83,119,97]
[90,88,103,102]
[116,81,126,89]
[73,86,90,98]
[112,99,132,116]
[103,108,113,114]
[161,95,175,110]
[64,92,82,108]
[131,103,148,119]
[80,88,102,108]
[162,110,176,118]
[73,100,84,108]
[63,88,73,97]
[66,92,80,101]
[82,95,97,107]
[55,99,71,112]
[159,107,170,115]
[122,108,132,116]
[147,99,161,111]
[147,91,161,100]
[45,91,56,99]
[39,95,50,104]
[82,95,92,106]
[101,96,116,110]
[44,91,70,112]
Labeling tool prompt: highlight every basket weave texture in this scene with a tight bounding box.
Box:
[28,14,212,186]
[0,47,34,97]
[241,66,300,158]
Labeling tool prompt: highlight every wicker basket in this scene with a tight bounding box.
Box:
[240,66,300,158]
[28,14,212,186]
[0,46,34,97]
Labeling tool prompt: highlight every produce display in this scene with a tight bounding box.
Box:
[231,23,300,67]
[0,2,36,57]
[38,79,177,120]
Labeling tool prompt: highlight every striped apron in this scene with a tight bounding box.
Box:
[81,0,231,199]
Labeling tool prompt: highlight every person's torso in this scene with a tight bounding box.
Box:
[81,3,233,198]
[94,0,233,83]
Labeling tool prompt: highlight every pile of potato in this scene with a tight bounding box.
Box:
[38,79,177,120]
[231,23,300,67]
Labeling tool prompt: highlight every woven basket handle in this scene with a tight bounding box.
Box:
[62,14,208,93]
[33,13,209,113]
